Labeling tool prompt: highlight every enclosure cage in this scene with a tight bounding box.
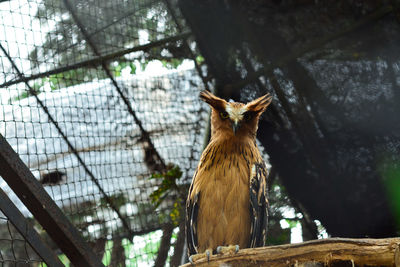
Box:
[0,0,211,266]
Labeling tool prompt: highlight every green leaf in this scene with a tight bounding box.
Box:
[149,164,184,223]
[129,62,136,74]
[196,55,205,64]
[160,58,184,70]
[285,219,299,229]
[169,200,182,226]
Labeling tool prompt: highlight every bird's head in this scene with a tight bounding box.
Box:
[200,90,272,139]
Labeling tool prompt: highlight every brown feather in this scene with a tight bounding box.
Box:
[246,93,272,114]
[199,90,226,111]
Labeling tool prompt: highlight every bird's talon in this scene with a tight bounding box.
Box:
[188,250,212,264]
[215,245,240,255]
[206,250,210,262]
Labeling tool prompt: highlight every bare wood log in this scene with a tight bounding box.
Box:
[180,237,400,267]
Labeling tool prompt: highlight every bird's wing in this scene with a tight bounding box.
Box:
[186,175,200,256]
[249,162,269,247]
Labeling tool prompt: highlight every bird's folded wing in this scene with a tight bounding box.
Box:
[249,162,269,247]
[186,182,200,256]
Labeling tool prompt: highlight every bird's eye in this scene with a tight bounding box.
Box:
[243,112,253,121]
[220,111,229,120]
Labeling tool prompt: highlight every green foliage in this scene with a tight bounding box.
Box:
[110,61,137,77]
[196,55,205,65]
[129,63,137,74]
[140,60,150,72]
[149,165,182,207]
[102,241,113,266]
[11,79,43,102]
[380,157,400,229]
[149,164,184,226]
[38,254,70,267]
[12,91,30,102]
[285,219,300,229]
[266,225,291,246]
[161,58,184,69]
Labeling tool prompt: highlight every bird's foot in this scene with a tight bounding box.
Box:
[188,249,212,264]
[216,244,239,255]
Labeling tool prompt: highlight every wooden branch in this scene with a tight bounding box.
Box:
[154,223,174,267]
[181,237,400,267]
[170,220,186,267]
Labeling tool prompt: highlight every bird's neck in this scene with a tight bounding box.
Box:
[210,133,256,148]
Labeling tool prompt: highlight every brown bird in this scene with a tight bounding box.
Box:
[186,90,271,263]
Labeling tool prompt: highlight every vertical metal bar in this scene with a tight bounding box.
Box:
[0,187,65,267]
[0,135,104,267]
[0,43,134,237]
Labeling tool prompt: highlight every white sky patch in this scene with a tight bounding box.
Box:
[130,230,163,267]
[290,223,303,243]
[0,1,42,73]
[125,59,195,78]
[138,29,149,45]
[279,206,303,243]
[315,219,329,239]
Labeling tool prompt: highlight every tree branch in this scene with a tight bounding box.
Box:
[154,223,174,267]
[180,237,400,267]
[170,219,186,267]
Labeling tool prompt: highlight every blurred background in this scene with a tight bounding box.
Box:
[0,0,400,266]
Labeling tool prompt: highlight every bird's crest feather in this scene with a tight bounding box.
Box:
[246,94,272,114]
[199,90,226,111]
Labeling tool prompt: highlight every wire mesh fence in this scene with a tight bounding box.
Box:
[0,211,43,266]
[0,0,208,266]
[2,0,380,265]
